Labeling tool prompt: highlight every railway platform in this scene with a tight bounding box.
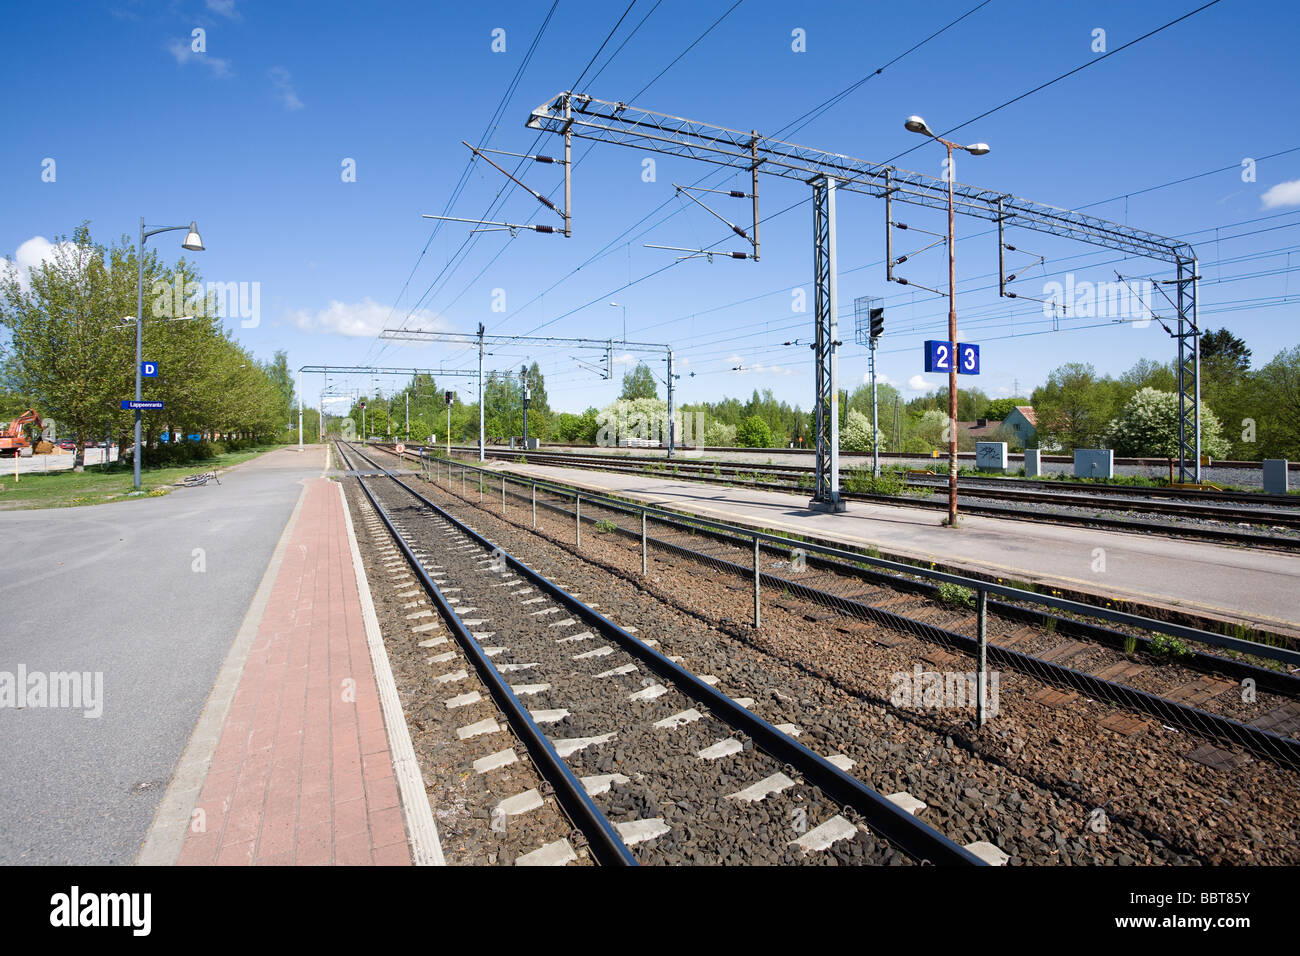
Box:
[486,461,1300,636]
[138,461,440,866]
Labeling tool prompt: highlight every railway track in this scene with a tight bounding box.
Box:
[335,440,984,866]
[359,442,1300,863]
[380,443,1300,765]
[444,446,1300,548]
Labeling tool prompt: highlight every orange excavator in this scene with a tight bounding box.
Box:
[0,409,42,457]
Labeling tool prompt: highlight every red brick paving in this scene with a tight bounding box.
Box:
[178,478,411,866]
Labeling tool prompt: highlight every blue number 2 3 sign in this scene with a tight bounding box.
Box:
[924,340,980,375]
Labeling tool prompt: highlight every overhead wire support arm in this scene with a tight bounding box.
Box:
[460,140,568,222]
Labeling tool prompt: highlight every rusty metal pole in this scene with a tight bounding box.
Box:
[641,508,648,576]
[753,535,761,629]
[575,494,581,547]
[946,140,959,527]
[977,587,989,727]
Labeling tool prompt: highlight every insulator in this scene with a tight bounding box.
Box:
[897,278,910,286]
[1005,244,1016,251]
[539,196,557,211]
[534,224,555,233]
[732,225,747,237]
[730,252,747,259]
[1007,292,1018,298]
[895,256,908,265]
[534,155,556,163]
[896,223,909,230]
[729,190,746,198]
[1006,273,1017,282]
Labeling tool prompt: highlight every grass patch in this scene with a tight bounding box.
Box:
[0,445,279,511]
[936,582,976,609]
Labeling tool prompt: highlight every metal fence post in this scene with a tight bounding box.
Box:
[753,535,761,629]
[502,476,506,515]
[977,587,989,728]
[532,483,537,527]
[575,494,581,547]
[641,508,648,576]
[461,464,465,495]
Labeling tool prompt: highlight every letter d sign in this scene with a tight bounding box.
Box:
[142,361,158,378]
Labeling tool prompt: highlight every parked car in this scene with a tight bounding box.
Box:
[57,440,76,450]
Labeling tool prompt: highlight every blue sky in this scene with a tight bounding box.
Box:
[3,0,1298,415]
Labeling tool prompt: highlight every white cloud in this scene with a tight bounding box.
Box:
[612,352,637,366]
[269,66,303,111]
[285,298,442,338]
[995,385,1011,396]
[907,374,933,391]
[3,236,89,292]
[167,38,231,76]
[863,369,895,386]
[1261,179,1300,209]
[321,395,353,407]
[205,0,239,17]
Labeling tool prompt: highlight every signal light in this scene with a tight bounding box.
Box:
[870,306,884,339]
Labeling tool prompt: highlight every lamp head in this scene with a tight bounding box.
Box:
[904,115,934,137]
[965,143,991,156]
[181,221,204,252]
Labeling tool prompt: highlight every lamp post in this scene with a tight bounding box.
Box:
[903,117,988,526]
[133,218,204,490]
[609,301,627,343]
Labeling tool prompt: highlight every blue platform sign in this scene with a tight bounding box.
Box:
[141,361,158,378]
[121,400,164,410]
[924,341,980,375]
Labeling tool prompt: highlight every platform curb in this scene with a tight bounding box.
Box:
[337,481,445,866]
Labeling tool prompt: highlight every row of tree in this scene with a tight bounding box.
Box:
[1,224,304,468]
[1026,331,1298,459]
[331,331,1297,462]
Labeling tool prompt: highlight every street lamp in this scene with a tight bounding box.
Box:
[609,301,626,343]
[904,116,988,526]
[133,218,204,490]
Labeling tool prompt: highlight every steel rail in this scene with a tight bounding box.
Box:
[406,450,1300,770]
[335,441,638,866]
[407,448,1300,669]
[441,447,1300,549]
[347,442,983,865]
[446,444,1298,504]
[461,448,1300,515]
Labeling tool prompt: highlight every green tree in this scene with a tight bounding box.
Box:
[1032,363,1119,451]
[0,225,134,468]
[1254,346,1300,459]
[620,362,658,400]
[983,397,1028,421]
[735,415,773,448]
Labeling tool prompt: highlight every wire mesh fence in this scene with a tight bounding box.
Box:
[421,453,1300,771]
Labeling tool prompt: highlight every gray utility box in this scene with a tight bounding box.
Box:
[510,437,540,450]
[976,442,1008,472]
[1074,448,1114,479]
[1263,459,1290,495]
[1023,448,1041,477]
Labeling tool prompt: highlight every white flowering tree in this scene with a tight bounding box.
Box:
[1102,387,1230,458]
[841,409,883,453]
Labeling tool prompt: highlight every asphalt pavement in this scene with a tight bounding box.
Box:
[0,445,325,864]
